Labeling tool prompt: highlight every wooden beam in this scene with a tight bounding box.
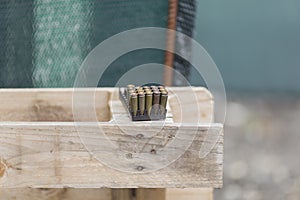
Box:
[0,188,112,200]
[0,87,222,199]
[136,189,166,200]
[111,189,132,200]
[0,122,223,188]
[0,188,214,200]
[166,188,213,200]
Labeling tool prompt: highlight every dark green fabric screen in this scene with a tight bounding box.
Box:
[0,0,169,88]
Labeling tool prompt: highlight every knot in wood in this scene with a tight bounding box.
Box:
[0,159,7,178]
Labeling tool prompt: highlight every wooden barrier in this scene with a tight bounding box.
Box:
[0,87,223,199]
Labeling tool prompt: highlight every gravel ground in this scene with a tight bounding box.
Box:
[214,93,300,200]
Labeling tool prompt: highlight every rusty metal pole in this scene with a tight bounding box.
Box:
[164,0,178,86]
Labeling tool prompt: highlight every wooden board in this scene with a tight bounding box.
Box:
[136,188,166,200]
[166,188,213,200]
[0,188,112,200]
[0,188,213,200]
[0,87,222,199]
[0,122,223,188]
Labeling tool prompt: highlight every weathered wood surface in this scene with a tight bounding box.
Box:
[111,189,132,200]
[0,87,213,123]
[0,188,112,200]
[0,122,223,188]
[136,188,166,200]
[166,188,213,200]
[0,87,222,199]
[0,88,111,122]
[0,188,212,200]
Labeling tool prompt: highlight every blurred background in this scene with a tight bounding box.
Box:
[194,1,300,200]
[0,0,299,199]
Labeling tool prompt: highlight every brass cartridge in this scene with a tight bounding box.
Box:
[145,91,153,116]
[153,91,161,115]
[160,91,168,114]
[130,93,138,116]
[138,92,145,115]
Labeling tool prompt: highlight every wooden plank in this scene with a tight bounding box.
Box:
[0,188,213,200]
[0,87,213,123]
[112,87,214,199]
[111,189,132,200]
[136,188,166,200]
[0,188,112,200]
[0,88,223,195]
[0,122,223,188]
[166,188,213,200]
[164,87,215,200]
[170,87,215,198]
[0,88,112,122]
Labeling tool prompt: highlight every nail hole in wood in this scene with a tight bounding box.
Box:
[136,166,144,171]
[136,134,144,139]
[150,149,156,154]
[126,153,133,159]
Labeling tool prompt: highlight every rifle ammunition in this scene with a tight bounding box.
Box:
[153,91,161,115]
[127,84,135,90]
[146,91,153,116]
[160,91,168,114]
[150,86,158,90]
[119,85,167,121]
[138,92,145,115]
[130,93,138,116]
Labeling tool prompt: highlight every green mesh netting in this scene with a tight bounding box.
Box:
[0,0,169,88]
[33,0,93,87]
[0,1,34,87]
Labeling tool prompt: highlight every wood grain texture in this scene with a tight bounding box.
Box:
[166,188,213,200]
[0,188,213,200]
[136,188,166,200]
[111,189,132,200]
[0,88,112,122]
[0,188,112,200]
[0,87,222,199]
[0,122,223,188]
